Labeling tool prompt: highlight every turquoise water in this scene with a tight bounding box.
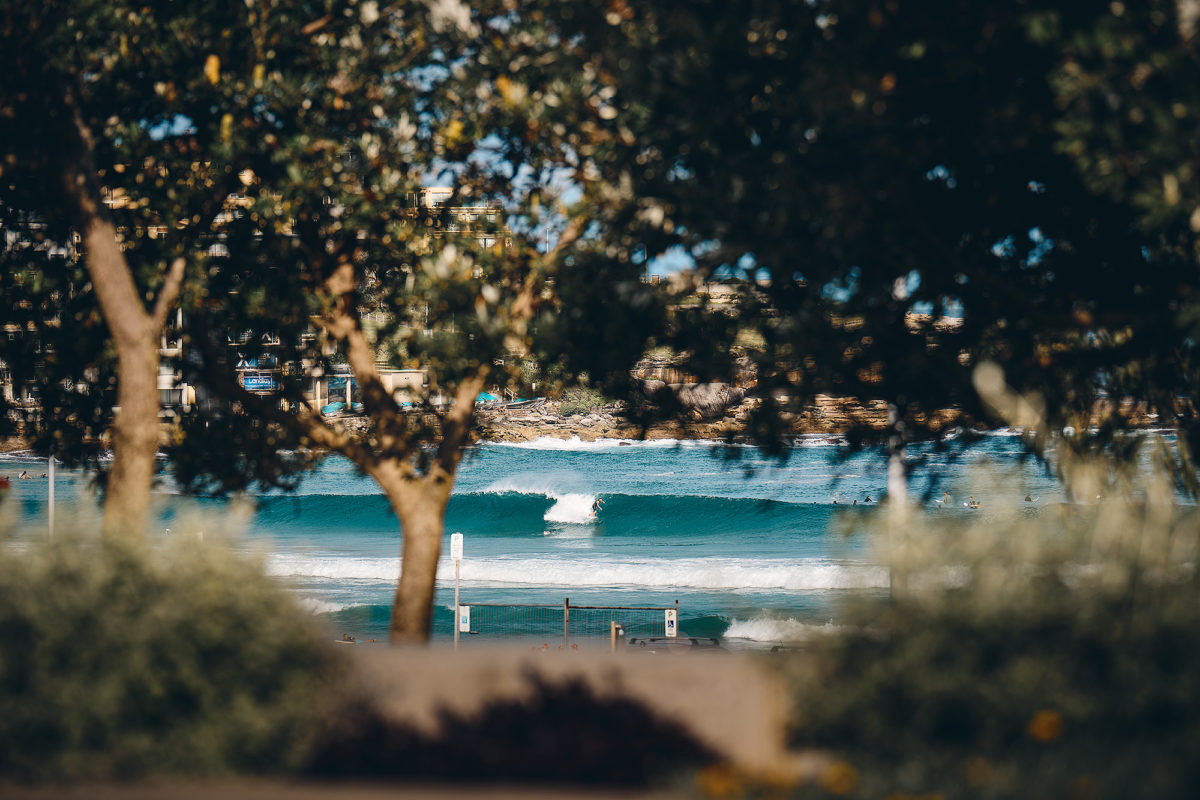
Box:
[0,433,1064,648]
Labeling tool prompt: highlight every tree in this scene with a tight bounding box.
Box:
[1,0,190,534]
[151,1,656,642]
[1046,0,1200,486]
[532,0,1200,497]
[1,0,659,640]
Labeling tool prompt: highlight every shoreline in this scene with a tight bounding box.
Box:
[0,396,895,455]
[0,404,952,456]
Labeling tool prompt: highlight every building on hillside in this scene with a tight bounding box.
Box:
[409,186,510,250]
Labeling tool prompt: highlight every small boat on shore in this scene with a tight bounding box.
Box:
[504,397,545,410]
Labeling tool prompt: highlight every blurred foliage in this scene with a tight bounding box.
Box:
[308,674,714,786]
[0,527,339,781]
[772,453,1200,798]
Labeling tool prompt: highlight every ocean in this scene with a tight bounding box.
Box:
[0,432,1064,649]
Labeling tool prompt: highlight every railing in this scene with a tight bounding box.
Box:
[454,597,679,650]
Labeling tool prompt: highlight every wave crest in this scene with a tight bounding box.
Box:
[723,615,844,642]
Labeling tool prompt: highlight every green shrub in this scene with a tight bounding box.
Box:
[556,386,610,416]
[777,461,1200,799]
[0,528,341,781]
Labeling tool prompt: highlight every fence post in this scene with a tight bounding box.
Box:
[611,621,626,652]
[563,597,570,647]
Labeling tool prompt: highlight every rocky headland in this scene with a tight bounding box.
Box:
[472,384,898,445]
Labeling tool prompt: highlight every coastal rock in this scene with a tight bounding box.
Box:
[640,379,745,420]
[642,379,667,399]
[673,383,746,420]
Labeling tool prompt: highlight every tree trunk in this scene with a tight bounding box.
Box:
[59,99,184,538]
[68,181,166,538]
[382,477,451,644]
[104,334,161,537]
[73,209,165,538]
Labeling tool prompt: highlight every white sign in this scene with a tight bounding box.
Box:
[450,532,463,561]
[458,604,471,633]
[664,609,678,638]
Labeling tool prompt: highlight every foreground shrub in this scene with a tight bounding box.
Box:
[308,675,716,785]
[778,462,1200,799]
[0,530,339,781]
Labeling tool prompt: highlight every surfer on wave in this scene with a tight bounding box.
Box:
[592,496,604,514]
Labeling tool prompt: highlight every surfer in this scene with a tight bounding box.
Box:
[19,471,30,480]
[1025,493,1033,502]
[592,497,604,514]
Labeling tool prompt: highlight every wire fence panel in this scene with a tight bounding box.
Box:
[454,599,677,649]
[458,604,562,644]
[567,607,668,642]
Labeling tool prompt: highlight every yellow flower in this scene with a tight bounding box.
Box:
[1028,709,1064,742]
[443,119,465,147]
[204,54,221,86]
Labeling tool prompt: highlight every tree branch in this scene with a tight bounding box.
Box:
[150,257,186,331]
[191,315,387,472]
[59,91,152,345]
[433,364,488,479]
[317,254,403,444]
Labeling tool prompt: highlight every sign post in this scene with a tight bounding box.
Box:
[450,532,464,649]
[664,607,678,638]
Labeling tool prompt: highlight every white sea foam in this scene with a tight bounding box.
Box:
[543,493,598,524]
[265,554,889,592]
[793,434,848,448]
[723,616,845,642]
[268,555,399,581]
[295,596,355,615]
[478,474,599,523]
[488,436,700,452]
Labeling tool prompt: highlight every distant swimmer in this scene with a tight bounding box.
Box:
[864,495,872,503]
[942,492,952,506]
[18,471,30,480]
[1025,493,1032,502]
[592,497,604,514]
[965,495,981,509]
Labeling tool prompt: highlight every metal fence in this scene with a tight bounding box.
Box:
[454,597,679,649]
